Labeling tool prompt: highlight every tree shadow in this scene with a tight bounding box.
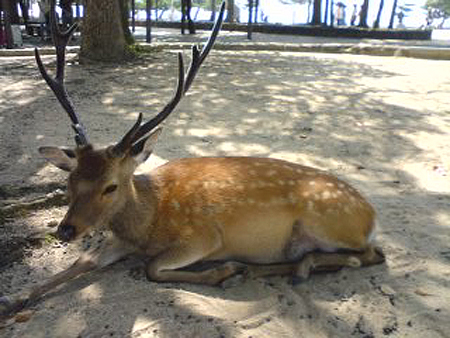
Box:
[1,50,449,337]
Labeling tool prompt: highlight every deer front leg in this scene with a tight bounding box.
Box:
[0,238,132,318]
[146,229,247,286]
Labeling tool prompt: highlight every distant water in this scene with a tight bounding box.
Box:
[432,29,450,41]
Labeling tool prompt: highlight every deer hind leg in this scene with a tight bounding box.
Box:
[233,245,385,283]
[0,238,132,318]
[294,244,385,282]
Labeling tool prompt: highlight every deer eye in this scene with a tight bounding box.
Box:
[103,184,118,195]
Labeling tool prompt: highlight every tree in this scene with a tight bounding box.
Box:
[311,0,322,25]
[181,0,195,34]
[388,0,398,28]
[0,0,14,48]
[80,0,131,62]
[358,0,369,27]
[210,0,216,20]
[373,0,384,28]
[60,0,73,28]
[226,0,236,22]
[425,0,450,27]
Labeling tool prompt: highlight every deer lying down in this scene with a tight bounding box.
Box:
[0,2,384,318]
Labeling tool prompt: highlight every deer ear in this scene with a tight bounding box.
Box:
[39,146,77,172]
[130,128,162,165]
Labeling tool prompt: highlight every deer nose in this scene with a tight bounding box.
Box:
[58,224,76,242]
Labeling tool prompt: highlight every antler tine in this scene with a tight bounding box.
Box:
[184,1,225,93]
[35,0,88,146]
[120,53,185,147]
[113,1,226,153]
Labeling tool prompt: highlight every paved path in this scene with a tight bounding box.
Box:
[1,27,450,60]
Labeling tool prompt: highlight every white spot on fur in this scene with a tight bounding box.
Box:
[172,200,180,211]
[267,169,277,176]
[326,182,335,187]
[257,181,266,188]
[322,190,331,200]
[307,201,315,211]
[309,181,316,186]
[288,192,298,204]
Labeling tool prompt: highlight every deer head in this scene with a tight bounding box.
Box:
[36,1,225,242]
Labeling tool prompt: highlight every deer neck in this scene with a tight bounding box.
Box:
[108,174,162,255]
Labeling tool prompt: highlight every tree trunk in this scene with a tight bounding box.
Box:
[119,0,134,43]
[19,0,30,25]
[210,0,216,21]
[4,0,19,24]
[247,0,253,40]
[324,0,329,26]
[311,0,322,25]
[80,0,129,62]
[146,0,151,42]
[307,0,312,23]
[388,0,397,29]
[1,0,14,48]
[181,0,195,34]
[226,0,235,23]
[373,0,384,28]
[60,0,73,28]
[358,0,369,28]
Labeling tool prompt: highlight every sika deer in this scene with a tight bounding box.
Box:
[0,1,384,318]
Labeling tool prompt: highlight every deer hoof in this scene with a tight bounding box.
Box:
[291,275,308,285]
[0,295,27,318]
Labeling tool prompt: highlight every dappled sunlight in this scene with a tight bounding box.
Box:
[132,315,157,335]
[1,47,450,337]
[78,283,104,303]
[402,162,450,193]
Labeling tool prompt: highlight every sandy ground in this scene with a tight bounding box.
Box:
[0,45,450,338]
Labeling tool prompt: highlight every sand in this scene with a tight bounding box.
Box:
[0,45,449,338]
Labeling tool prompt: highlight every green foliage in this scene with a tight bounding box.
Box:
[135,0,173,11]
[425,0,450,16]
[133,0,217,11]
[279,0,310,4]
[44,233,59,245]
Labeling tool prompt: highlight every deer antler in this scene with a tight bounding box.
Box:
[112,1,226,156]
[35,0,87,146]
